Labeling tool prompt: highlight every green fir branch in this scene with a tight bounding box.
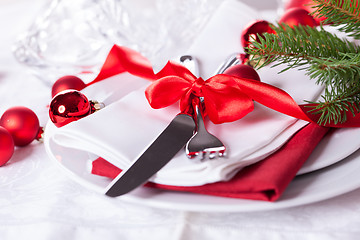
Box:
[248,24,360,70]
[306,86,360,125]
[312,0,360,39]
[308,53,360,87]
[246,23,360,125]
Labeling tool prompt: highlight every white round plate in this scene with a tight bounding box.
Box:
[298,127,360,175]
[45,124,360,212]
[120,148,360,212]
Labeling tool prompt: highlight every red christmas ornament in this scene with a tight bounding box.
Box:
[238,53,250,64]
[279,8,317,27]
[284,0,326,24]
[223,64,261,82]
[51,75,86,97]
[0,126,14,166]
[241,20,276,49]
[286,0,359,24]
[0,107,40,147]
[49,90,93,127]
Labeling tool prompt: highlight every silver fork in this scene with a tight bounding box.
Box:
[178,55,235,161]
[185,98,226,160]
[213,53,241,76]
[184,53,241,160]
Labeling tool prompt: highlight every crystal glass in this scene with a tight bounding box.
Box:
[13,0,222,84]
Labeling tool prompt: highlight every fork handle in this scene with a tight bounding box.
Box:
[192,97,207,135]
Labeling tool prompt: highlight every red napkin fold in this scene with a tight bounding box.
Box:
[91,123,329,201]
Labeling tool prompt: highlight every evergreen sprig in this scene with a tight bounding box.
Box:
[312,0,360,39]
[308,52,360,86]
[246,0,360,125]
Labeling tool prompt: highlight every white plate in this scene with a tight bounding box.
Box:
[120,148,360,212]
[45,121,360,212]
[298,127,360,175]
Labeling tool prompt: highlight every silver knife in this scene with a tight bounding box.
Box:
[105,113,195,197]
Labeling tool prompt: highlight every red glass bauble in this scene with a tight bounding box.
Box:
[223,64,261,82]
[51,75,86,97]
[279,8,317,27]
[286,0,359,24]
[0,107,40,147]
[0,126,14,166]
[49,90,92,127]
[284,0,326,24]
[241,20,276,49]
[238,53,250,64]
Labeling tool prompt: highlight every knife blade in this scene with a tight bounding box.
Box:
[105,113,196,197]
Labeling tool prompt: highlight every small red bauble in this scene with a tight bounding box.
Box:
[285,0,319,11]
[279,8,317,27]
[284,0,326,24]
[241,20,275,49]
[0,107,40,147]
[0,126,14,166]
[238,53,250,64]
[49,90,92,127]
[51,75,86,97]
[285,0,359,24]
[223,64,261,82]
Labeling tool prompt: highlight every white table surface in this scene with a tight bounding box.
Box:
[1,0,360,239]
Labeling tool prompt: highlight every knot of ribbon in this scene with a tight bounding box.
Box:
[145,61,255,124]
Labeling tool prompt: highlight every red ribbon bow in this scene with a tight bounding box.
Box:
[87,45,360,128]
[145,62,255,123]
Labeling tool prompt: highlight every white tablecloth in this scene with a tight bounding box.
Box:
[1,0,360,239]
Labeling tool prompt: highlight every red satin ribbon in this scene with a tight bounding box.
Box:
[145,61,254,124]
[86,45,157,86]
[86,44,360,127]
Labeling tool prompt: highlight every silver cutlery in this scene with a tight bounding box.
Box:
[106,112,196,197]
[105,53,241,197]
[178,55,230,161]
[213,53,241,75]
[179,55,200,76]
[185,98,226,160]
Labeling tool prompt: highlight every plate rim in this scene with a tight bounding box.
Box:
[119,148,360,212]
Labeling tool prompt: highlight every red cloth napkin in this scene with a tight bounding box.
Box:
[91,123,329,201]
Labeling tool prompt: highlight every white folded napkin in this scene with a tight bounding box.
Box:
[44,0,323,186]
